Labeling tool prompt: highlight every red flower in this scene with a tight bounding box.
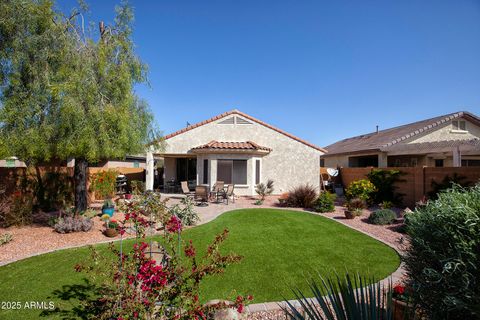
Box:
[166,215,182,233]
[393,284,405,295]
[247,295,253,301]
[184,240,196,257]
[237,304,244,313]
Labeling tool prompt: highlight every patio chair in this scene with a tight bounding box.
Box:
[210,181,225,202]
[181,181,194,198]
[194,185,209,206]
[218,184,235,205]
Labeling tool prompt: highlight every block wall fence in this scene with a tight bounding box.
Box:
[339,167,480,208]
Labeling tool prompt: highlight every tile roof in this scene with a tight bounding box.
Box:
[324,111,480,156]
[162,109,326,153]
[192,140,272,152]
[382,138,480,153]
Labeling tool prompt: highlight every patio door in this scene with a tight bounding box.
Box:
[176,158,197,183]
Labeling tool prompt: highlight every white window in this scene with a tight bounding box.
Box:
[217,160,247,184]
[452,120,466,131]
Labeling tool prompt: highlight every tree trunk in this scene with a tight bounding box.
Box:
[34,166,46,210]
[74,158,88,212]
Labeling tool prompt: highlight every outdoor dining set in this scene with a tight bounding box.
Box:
[181,181,235,206]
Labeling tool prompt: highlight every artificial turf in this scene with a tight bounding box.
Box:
[0,209,400,319]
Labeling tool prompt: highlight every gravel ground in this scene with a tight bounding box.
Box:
[322,206,409,252]
[0,207,130,266]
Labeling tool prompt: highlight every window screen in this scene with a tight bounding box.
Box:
[255,160,260,185]
[453,120,466,130]
[233,160,247,184]
[217,160,247,184]
[203,159,208,184]
[217,160,233,184]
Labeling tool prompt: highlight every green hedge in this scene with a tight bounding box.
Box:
[404,184,480,319]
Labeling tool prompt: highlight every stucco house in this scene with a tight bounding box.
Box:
[322,111,480,168]
[154,109,326,196]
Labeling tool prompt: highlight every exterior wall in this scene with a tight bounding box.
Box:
[103,160,146,169]
[159,115,323,195]
[408,118,480,144]
[323,155,350,168]
[164,157,177,182]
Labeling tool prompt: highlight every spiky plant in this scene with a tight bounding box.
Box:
[255,179,275,201]
[283,272,394,320]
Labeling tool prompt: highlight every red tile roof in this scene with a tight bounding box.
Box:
[192,140,272,152]
[162,109,326,153]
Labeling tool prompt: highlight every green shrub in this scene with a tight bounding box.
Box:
[0,191,34,227]
[404,184,480,319]
[0,233,12,246]
[284,184,317,208]
[368,209,396,225]
[366,169,404,204]
[313,192,336,213]
[345,179,376,203]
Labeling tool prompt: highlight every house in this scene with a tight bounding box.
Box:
[153,109,326,195]
[0,155,151,169]
[322,111,480,168]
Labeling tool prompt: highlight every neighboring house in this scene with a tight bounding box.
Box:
[322,111,480,168]
[0,157,26,168]
[154,109,326,196]
[0,155,148,168]
[90,155,148,169]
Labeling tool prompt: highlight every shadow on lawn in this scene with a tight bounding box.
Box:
[40,278,103,319]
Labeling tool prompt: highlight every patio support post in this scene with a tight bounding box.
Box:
[146,148,154,191]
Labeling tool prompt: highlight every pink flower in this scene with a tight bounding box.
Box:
[166,216,182,233]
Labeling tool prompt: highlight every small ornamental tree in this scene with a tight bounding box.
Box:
[0,0,156,212]
[76,192,252,319]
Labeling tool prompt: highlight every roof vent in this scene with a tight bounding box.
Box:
[236,116,252,125]
[218,117,235,125]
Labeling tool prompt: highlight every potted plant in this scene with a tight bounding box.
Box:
[102,214,118,237]
[344,198,365,219]
[102,198,115,217]
[392,283,414,320]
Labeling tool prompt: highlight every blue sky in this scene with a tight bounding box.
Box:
[57,0,480,147]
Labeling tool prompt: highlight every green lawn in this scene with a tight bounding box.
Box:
[0,209,400,319]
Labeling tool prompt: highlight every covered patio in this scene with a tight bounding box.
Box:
[150,140,272,196]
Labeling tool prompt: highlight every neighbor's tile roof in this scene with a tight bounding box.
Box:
[324,111,480,156]
[382,138,480,153]
[162,109,326,153]
[192,140,272,152]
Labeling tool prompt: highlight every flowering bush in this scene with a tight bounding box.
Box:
[90,169,119,199]
[345,179,376,203]
[76,193,251,319]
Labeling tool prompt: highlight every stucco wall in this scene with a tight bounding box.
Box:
[409,119,480,143]
[158,114,323,195]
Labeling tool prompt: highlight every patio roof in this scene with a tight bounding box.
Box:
[191,140,272,153]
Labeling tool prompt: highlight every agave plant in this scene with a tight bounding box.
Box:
[283,272,394,320]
